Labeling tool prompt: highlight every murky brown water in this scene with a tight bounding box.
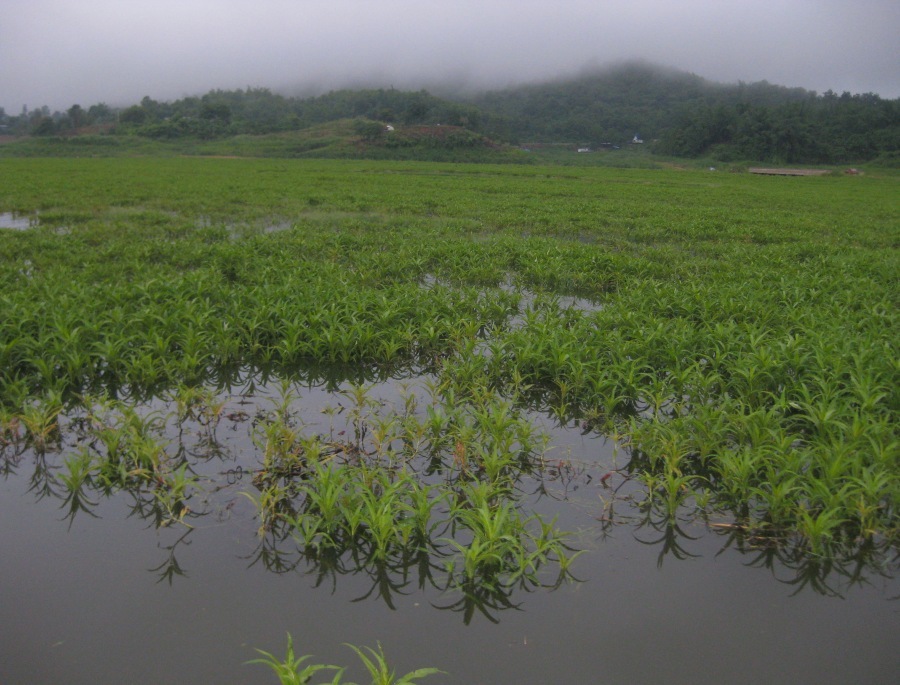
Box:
[1,375,897,684]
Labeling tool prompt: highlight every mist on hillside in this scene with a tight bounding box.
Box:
[2,0,899,113]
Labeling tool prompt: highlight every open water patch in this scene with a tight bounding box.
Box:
[0,211,38,230]
[421,273,603,322]
[196,214,296,239]
[1,369,897,684]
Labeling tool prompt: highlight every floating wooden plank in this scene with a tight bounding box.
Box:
[748,168,830,176]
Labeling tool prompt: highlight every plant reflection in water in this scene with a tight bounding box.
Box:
[0,370,895,625]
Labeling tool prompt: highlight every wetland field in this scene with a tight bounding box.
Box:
[0,158,897,684]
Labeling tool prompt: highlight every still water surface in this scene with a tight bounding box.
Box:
[0,212,36,230]
[1,376,896,684]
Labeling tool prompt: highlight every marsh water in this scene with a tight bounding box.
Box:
[1,372,897,685]
[0,212,36,230]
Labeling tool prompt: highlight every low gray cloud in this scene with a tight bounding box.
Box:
[2,0,898,112]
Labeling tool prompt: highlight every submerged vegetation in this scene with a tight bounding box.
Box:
[243,380,578,618]
[0,158,897,682]
[1,157,895,561]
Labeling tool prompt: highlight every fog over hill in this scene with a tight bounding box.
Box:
[2,0,898,113]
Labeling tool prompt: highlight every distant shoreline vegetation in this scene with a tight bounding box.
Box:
[1,62,897,165]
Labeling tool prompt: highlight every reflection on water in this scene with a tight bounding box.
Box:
[0,369,897,684]
[0,211,37,230]
[1,370,895,601]
[713,523,897,599]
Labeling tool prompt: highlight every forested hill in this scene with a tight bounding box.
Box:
[120,88,487,137]
[4,62,898,164]
[469,62,728,142]
[467,62,900,164]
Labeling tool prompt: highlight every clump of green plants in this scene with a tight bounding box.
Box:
[242,383,579,607]
[0,157,896,564]
[249,633,443,685]
[42,396,201,527]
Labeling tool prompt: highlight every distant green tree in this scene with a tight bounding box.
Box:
[353,118,384,141]
[403,94,431,123]
[87,103,114,124]
[199,102,231,124]
[119,105,147,125]
[140,96,161,120]
[31,116,56,136]
[67,104,86,129]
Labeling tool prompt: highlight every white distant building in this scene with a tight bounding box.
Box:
[577,147,591,153]
[385,125,395,132]
[632,134,643,144]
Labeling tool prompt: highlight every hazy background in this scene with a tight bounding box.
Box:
[2,0,898,112]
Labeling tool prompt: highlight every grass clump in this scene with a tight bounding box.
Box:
[241,382,578,616]
[249,634,443,685]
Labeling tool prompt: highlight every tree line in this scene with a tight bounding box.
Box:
[653,92,899,163]
[0,87,486,141]
[3,62,897,164]
[468,63,899,164]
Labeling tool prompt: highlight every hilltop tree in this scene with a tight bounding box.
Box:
[119,105,147,125]
[87,103,115,123]
[199,102,232,124]
[67,104,86,129]
[353,118,384,141]
[31,116,56,136]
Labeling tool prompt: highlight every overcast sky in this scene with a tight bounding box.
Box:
[2,0,898,113]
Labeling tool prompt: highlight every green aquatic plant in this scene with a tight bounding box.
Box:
[235,382,579,598]
[18,396,63,451]
[248,634,443,685]
[0,157,896,559]
[57,448,98,521]
[242,481,294,536]
[248,633,344,685]
[345,642,444,685]
[443,479,577,590]
[152,463,198,527]
[47,398,202,527]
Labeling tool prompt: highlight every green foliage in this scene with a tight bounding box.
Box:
[655,94,900,163]
[345,643,443,685]
[6,62,896,163]
[471,61,899,163]
[104,86,486,144]
[353,118,386,141]
[248,633,344,685]
[0,157,897,559]
[244,381,576,599]
[249,635,443,685]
